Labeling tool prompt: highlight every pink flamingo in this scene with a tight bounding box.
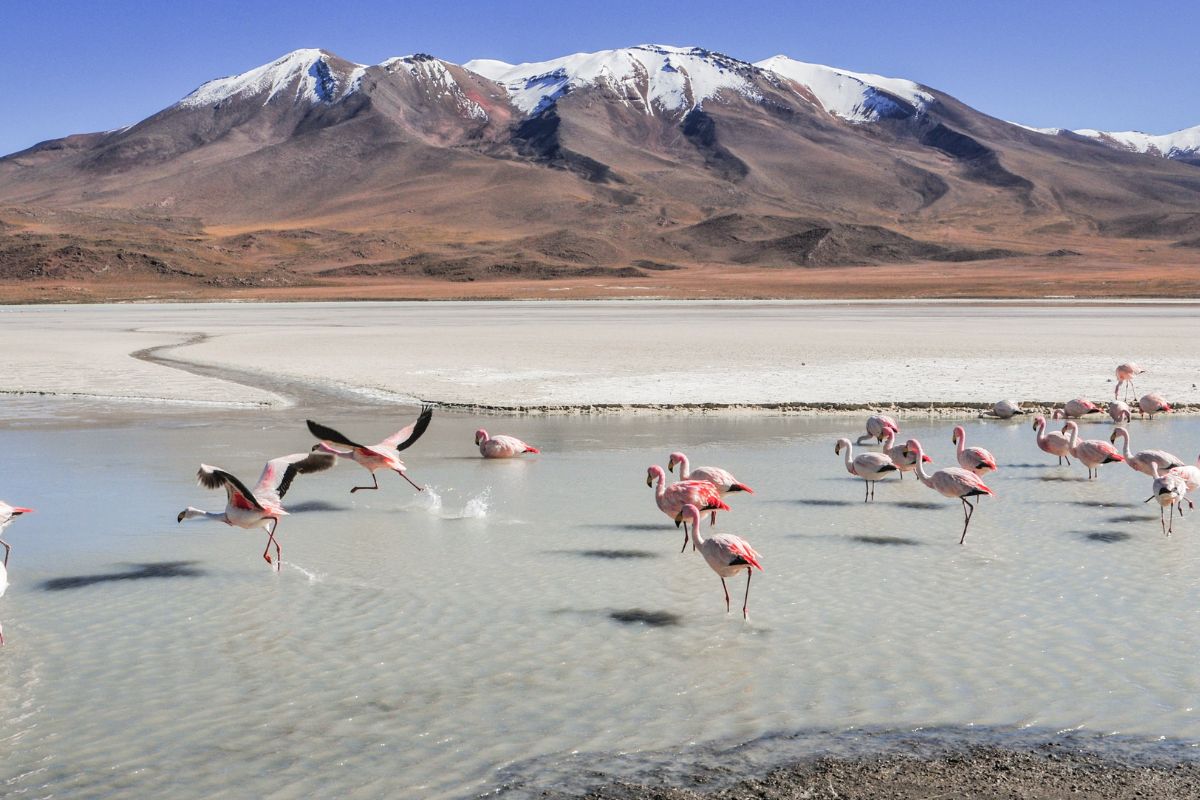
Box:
[646,465,729,552]
[1032,415,1073,465]
[307,407,432,491]
[882,430,932,480]
[906,439,995,544]
[979,400,1023,419]
[474,429,540,458]
[1147,464,1189,535]
[668,452,754,496]
[951,426,998,476]
[676,504,762,619]
[0,502,33,646]
[1137,393,1172,419]
[835,438,898,501]
[1061,421,1125,479]
[1108,426,1184,477]
[177,452,336,570]
[1057,398,1102,419]
[1115,363,1145,401]
[1107,401,1132,424]
[856,414,898,445]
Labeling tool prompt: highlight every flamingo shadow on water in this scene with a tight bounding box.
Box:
[851,535,922,547]
[1078,531,1133,543]
[547,549,662,560]
[608,609,683,627]
[42,561,204,591]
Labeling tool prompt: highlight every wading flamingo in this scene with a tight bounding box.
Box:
[1138,393,1172,419]
[646,465,729,552]
[307,406,433,492]
[1109,427,1184,477]
[1032,415,1073,466]
[177,452,336,570]
[951,426,998,476]
[906,439,994,544]
[856,414,898,445]
[1061,421,1125,479]
[0,503,33,646]
[667,452,754,496]
[1107,401,1132,424]
[979,400,1023,419]
[1147,464,1189,535]
[475,429,539,459]
[676,504,762,619]
[1115,363,1145,401]
[835,438,897,500]
[882,430,932,480]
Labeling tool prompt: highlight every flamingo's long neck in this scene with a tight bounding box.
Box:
[1113,429,1133,459]
[182,507,226,523]
[315,441,352,457]
[954,428,966,458]
[652,469,666,500]
[911,447,933,485]
[840,442,854,474]
[1064,424,1079,449]
[688,510,706,549]
[676,454,691,480]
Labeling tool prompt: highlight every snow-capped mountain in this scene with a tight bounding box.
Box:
[754,55,932,122]
[465,45,761,116]
[178,48,364,108]
[1071,124,1200,164]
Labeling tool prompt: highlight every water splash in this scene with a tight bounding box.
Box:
[405,486,490,520]
[284,562,324,583]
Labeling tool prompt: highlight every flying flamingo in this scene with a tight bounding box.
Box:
[1115,363,1145,401]
[1137,393,1172,419]
[906,439,995,544]
[307,406,433,492]
[1107,401,1132,424]
[835,438,898,500]
[979,400,1023,419]
[177,452,336,570]
[475,429,539,458]
[881,430,931,480]
[856,414,898,445]
[1032,415,1073,465]
[951,426,998,476]
[668,451,754,498]
[0,502,33,646]
[0,502,33,569]
[1147,464,1189,535]
[1108,427,1184,477]
[676,504,762,619]
[646,465,729,552]
[1061,421,1125,479]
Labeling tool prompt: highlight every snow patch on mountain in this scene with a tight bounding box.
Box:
[179,49,362,108]
[380,55,488,121]
[1009,122,1064,135]
[1072,124,1200,158]
[465,45,760,116]
[755,55,932,122]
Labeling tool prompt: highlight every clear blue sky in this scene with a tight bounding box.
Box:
[3,0,1198,156]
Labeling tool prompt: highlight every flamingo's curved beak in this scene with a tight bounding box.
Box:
[176,510,186,523]
[646,474,654,487]
[674,512,683,527]
[922,455,933,462]
[10,508,32,515]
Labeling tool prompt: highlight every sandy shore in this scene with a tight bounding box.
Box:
[2,301,1199,411]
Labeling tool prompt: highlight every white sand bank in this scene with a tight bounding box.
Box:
[2,301,1198,411]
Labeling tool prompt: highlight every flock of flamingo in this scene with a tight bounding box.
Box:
[0,363,1193,640]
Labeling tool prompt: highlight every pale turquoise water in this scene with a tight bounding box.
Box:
[1,398,1198,797]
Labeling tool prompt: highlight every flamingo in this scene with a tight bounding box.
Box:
[906,439,995,544]
[835,438,898,501]
[667,452,754,496]
[979,400,1023,419]
[1061,421,1125,479]
[1137,393,1172,419]
[1107,401,1132,424]
[0,502,34,569]
[951,426,998,476]
[307,406,432,492]
[1115,363,1145,401]
[1032,415,1073,465]
[1058,398,1102,419]
[676,504,762,619]
[646,465,729,552]
[1147,464,1189,535]
[177,452,336,570]
[881,430,932,480]
[475,429,539,458]
[0,502,33,647]
[1108,427,1184,477]
[856,414,898,445]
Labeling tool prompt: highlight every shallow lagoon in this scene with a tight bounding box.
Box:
[1,399,1198,797]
